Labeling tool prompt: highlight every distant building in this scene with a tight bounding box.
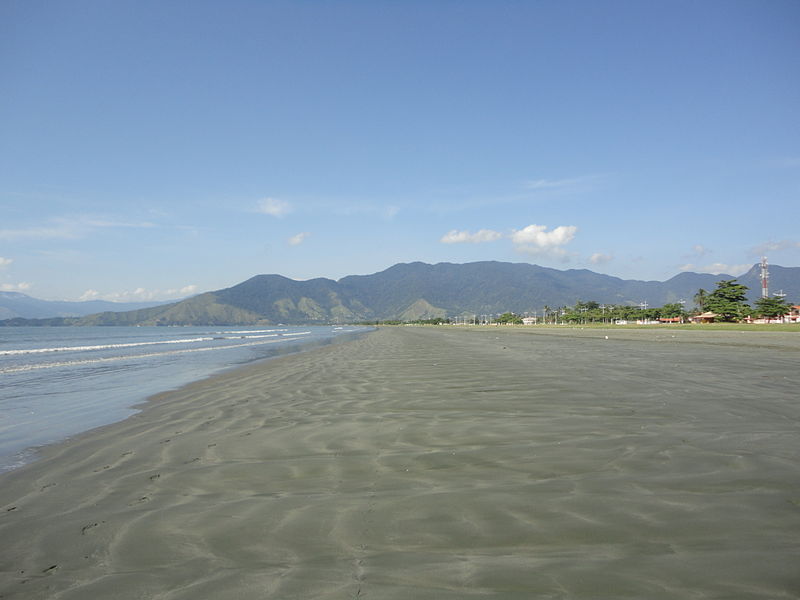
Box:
[691,312,718,323]
[746,305,800,324]
[522,317,537,325]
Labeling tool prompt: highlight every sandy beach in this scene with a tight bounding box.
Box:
[1,326,799,599]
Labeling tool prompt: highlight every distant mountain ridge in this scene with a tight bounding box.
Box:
[0,292,171,320]
[2,261,798,326]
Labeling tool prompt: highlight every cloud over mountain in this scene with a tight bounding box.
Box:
[510,225,577,258]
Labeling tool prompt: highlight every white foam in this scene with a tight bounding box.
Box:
[0,337,293,374]
[0,337,216,356]
[219,329,288,334]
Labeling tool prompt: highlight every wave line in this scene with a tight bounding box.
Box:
[0,337,294,373]
[0,337,217,357]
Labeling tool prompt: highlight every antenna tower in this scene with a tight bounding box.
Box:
[760,256,769,299]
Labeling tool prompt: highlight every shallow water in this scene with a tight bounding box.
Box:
[0,325,369,471]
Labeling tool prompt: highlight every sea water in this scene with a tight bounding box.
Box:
[0,325,370,472]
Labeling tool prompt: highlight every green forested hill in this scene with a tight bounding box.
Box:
[3,261,798,326]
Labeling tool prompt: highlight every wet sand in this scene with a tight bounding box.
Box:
[1,326,799,599]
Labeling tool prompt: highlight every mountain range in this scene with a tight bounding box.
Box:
[0,292,170,320]
[2,261,798,326]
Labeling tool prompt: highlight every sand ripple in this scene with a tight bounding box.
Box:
[1,327,799,598]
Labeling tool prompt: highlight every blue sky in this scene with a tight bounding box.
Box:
[2,0,799,301]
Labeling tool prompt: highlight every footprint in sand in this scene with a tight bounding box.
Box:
[81,522,101,535]
[92,451,136,473]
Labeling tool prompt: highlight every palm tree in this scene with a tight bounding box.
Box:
[694,288,708,311]
[543,305,551,324]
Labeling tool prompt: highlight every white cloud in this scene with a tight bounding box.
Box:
[0,257,12,269]
[83,218,155,229]
[0,216,155,241]
[750,240,800,255]
[1,282,31,292]
[179,285,198,296]
[0,223,81,241]
[589,252,613,265]
[691,244,710,257]
[524,174,605,194]
[525,178,581,191]
[80,284,199,302]
[439,223,578,261]
[256,197,292,217]
[680,262,752,276]
[510,224,577,258]
[440,229,504,244]
[288,232,310,246]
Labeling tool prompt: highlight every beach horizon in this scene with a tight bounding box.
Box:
[1,326,798,599]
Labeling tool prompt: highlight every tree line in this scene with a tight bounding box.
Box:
[545,280,794,324]
[547,279,794,324]
[360,279,796,325]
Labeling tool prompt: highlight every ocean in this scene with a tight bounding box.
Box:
[0,325,370,472]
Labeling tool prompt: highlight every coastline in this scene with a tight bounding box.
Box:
[1,326,798,598]
[0,326,370,473]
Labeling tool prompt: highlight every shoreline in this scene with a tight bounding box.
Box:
[1,326,798,598]
[0,326,371,474]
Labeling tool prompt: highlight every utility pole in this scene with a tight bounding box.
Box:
[761,256,769,299]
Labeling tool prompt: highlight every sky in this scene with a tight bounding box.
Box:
[1,0,799,302]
